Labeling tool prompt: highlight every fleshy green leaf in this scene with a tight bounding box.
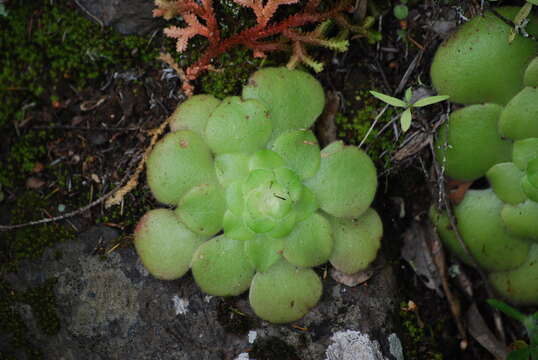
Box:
[244,235,284,272]
[413,95,450,107]
[146,131,217,205]
[223,210,255,241]
[192,235,255,296]
[400,108,413,132]
[527,158,538,188]
[134,209,206,280]
[270,130,321,180]
[249,149,285,171]
[215,153,250,187]
[249,260,322,323]
[370,91,407,107]
[283,213,333,268]
[305,142,377,218]
[175,183,226,236]
[205,96,272,154]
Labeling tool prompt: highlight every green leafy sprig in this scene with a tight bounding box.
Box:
[369,88,449,132]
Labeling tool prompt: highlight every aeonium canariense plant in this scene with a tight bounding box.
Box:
[134,67,382,323]
[430,7,538,306]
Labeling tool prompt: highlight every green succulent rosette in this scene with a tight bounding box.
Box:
[430,7,538,306]
[134,67,382,323]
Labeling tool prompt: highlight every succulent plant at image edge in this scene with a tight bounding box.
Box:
[430,7,538,305]
[134,67,382,323]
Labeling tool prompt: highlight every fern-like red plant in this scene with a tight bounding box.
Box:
[154,0,371,95]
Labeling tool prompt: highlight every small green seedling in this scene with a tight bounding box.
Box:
[487,299,538,360]
[393,3,409,20]
[369,88,449,132]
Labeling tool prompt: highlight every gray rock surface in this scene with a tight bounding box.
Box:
[75,0,160,35]
[4,225,402,359]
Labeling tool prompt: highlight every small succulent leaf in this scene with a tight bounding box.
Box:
[283,212,333,268]
[242,67,325,138]
[169,95,221,135]
[293,185,319,222]
[274,167,303,202]
[404,87,413,104]
[456,189,531,272]
[246,185,293,220]
[413,95,450,107]
[328,208,383,274]
[205,96,272,154]
[306,143,377,218]
[223,210,255,241]
[146,131,217,205]
[134,209,206,280]
[513,138,538,170]
[243,169,275,194]
[435,104,512,181]
[270,129,321,180]
[215,153,250,187]
[400,108,413,132]
[369,91,407,107]
[249,259,322,323]
[175,183,226,236]
[486,162,527,205]
[225,181,245,215]
[192,235,255,296]
[244,235,284,272]
[244,204,277,233]
[429,206,474,266]
[522,176,538,202]
[267,212,297,238]
[524,57,538,87]
[249,149,285,171]
[527,158,538,188]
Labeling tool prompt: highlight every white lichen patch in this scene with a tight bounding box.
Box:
[235,353,250,360]
[325,330,386,360]
[248,330,257,344]
[172,295,189,315]
[388,333,404,360]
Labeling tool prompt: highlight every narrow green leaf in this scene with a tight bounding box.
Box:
[404,87,413,104]
[400,108,412,132]
[413,95,450,107]
[369,91,407,107]
[528,0,538,5]
[515,3,533,25]
[487,299,527,322]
